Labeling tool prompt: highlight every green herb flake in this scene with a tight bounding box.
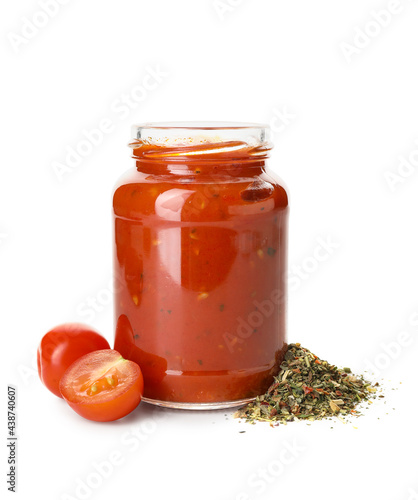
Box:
[219,304,225,312]
[197,359,203,365]
[267,247,276,256]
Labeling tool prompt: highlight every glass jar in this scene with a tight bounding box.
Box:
[113,122,288,409]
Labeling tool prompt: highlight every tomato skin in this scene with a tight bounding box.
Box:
[37,323,110,398]
[59,349,144,422]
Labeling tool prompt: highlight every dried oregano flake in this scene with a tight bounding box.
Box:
[235,343,380,425]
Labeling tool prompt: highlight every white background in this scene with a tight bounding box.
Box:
[1,1,418,499]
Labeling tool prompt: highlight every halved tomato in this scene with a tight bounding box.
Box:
[59,349,144,422]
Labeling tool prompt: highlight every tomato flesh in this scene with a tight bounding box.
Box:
[59,349,144,422]
[37,323,110,398]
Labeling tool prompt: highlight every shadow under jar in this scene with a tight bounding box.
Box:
[113,122,289,409]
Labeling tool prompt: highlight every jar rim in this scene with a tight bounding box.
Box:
[132,121,268,131]
[130,122,271,160]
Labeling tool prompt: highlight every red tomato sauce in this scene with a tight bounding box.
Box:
[113,126,288,407]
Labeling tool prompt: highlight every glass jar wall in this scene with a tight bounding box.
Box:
[113,122,288,409]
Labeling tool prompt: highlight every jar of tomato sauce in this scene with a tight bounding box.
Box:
[113,122,288,409]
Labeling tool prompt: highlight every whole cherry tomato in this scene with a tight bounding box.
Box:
[37,323,110,398]
[59,349,144,421]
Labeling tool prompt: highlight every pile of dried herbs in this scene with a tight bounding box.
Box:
[235,343,380,425]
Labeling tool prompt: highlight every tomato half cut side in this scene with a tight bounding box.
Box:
[59,349,144,422]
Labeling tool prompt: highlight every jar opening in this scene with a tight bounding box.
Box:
[130,122,272,161]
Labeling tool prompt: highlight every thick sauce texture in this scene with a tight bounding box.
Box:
[113,142,289,404]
